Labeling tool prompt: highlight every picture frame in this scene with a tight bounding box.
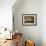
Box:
[22,14,37,26]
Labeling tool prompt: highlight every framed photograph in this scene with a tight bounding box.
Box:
[22,14,37,26]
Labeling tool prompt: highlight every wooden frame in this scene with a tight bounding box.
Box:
[22,14,37,26]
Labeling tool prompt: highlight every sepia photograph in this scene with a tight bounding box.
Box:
[22,14,37,26]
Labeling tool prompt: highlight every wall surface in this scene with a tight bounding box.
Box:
[0,0,16,29]
[0,0,16,38]
[0,0,46,46]
[13,0,41,46]
[41,0,46,46]
[13,0,46,46]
